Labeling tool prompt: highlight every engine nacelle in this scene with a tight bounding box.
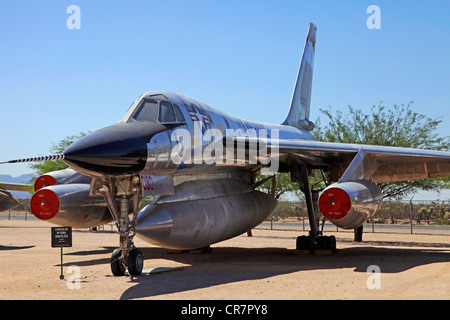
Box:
[30,183,112,228]
[34,168,91,191]
[135,179,277,250]
[318,180,382,229]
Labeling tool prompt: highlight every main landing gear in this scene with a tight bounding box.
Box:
[99,176,144,276]
[293,165,337,254]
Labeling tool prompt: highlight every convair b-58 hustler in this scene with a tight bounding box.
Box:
[3,23,450,276]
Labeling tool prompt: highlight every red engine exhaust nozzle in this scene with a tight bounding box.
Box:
[34,175,58,191]
[30,189,60,220]
[318,187,352,220]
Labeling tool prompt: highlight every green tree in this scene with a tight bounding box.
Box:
[28,132,87,176]
[443,212,450,225]
[256,172,301,200]
[256,171,326,201]
[314,102,450,198]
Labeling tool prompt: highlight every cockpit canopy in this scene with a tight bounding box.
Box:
[125,95,185,124]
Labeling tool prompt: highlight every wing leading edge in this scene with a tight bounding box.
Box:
[0,182,34,193]
[232,137,450,184]
[0,182,33,212]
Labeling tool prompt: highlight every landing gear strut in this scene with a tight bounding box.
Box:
[99,176,144,276]
[294,165,336,253]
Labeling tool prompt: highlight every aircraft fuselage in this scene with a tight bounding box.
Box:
[63,91,315,179]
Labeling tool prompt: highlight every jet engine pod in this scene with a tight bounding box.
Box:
[33,175,57,192]
[318,180,382,229]
[33,168,92,191]
[31,183,111,228]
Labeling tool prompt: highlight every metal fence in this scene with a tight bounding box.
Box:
[257,219,450,236]
[3,199,450,236]
[260,199,450,236]
[1,209,34,221]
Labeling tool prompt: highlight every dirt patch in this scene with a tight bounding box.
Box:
[0,220,449,300]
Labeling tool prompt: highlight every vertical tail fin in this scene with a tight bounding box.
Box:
[282,23,316,131]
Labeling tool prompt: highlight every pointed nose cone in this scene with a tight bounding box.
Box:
[63,123,148,177]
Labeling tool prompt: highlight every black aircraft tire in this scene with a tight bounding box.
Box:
[128,248,144,276]
[328,235,337,253]
[111,248,126,276]
[296,235,309,250]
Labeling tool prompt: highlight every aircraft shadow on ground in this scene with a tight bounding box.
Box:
[0,245,34,251]
[65,247,115,256]
[112,245,450,300]
[57,247,116,268]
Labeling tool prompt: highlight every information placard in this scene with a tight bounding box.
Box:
[51,227,72,248]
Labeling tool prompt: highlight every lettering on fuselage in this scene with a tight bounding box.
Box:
[141,175,154,191]
[139,174,175,196]
[170,121,279,173]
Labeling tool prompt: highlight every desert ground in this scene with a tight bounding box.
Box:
[0,219,449,300]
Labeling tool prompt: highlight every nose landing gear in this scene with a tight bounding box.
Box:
[99,176,144,276]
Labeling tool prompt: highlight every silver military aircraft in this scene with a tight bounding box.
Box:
[3,23,450,276]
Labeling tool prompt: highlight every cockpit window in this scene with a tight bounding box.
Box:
[131,99,186,124]
[173,104,185,122]
[133,100,158,122]
[148,94,168,100]
[159,101,176,122]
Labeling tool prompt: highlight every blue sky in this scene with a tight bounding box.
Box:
[0,1,449,199]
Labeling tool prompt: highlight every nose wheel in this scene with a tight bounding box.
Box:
[127,248,144,276]
[111,247,143,276]
[110,248,126,276]
[100,176,144,277]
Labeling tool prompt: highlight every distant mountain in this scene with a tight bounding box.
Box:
[0,174,37,199]
[0,174,34,184]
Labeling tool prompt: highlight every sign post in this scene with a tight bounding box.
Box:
[51,227,72,280]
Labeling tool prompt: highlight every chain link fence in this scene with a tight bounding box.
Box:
[260,199,450,236]
[2,199,450,236]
